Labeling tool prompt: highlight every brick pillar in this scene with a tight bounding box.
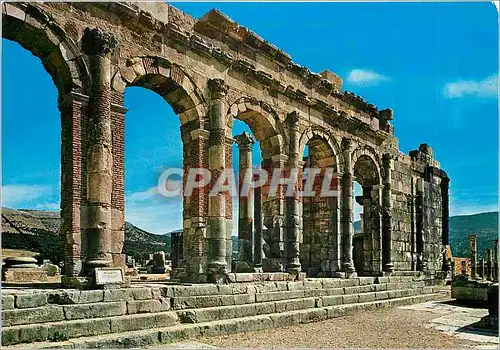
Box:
[486,249,492,281]
[110,103,127,269]
[469,234,477,279]
[58,92,88,276]
[181,123,209,280]
[80,27,117,275]
[382,153,394,273]
[206,78,229,281]
[441,176,451,272]
[284,111,301,274]
[341,138,356,277]
[234,132,256,269]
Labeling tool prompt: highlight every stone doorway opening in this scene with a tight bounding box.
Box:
[300,134,341,277]
[353,154,382,276]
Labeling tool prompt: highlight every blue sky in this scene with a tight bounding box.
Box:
[2,2,498,233]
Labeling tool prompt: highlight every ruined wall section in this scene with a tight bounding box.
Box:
[392,145,447,273]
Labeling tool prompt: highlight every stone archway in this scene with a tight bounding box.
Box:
[299,128,342,276]
[227,97,285,272]
[351,147,383,275]
[2,3,91,276]
[111,56,208,277]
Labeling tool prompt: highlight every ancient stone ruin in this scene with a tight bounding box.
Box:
[3,2,450,285]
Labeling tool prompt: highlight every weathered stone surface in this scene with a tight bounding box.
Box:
[2,1,449,282]
[2,295,15,310]
[3,306,65,326]
[15,293,48,309]
[127,299,162,314]
[63,301,126,320]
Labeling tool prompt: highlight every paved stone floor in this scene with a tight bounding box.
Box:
[164,300,498,348]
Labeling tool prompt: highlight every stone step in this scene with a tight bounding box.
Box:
[3,293,445,349]
[1,276,439,309]
[2,281,441,327]
[2,286,444,346]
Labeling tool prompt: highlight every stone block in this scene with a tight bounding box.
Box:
[103,289,134,302]
[233,293,255,305]
[375,291,390,300]
[2,324,48,346]
[160,325,201,343]
[358,292,377,303]
[342,294,359,304]
[287,281,305,290]
[326,306,346,319]
[3,306,65,326]
[255,302,276,315]
[2,295,15,309]
[127,299,162,314]
[130,288,153,300]
[173,285,219,297]
[219,304,256,320]
[111,313,156,333]
[322,295,343,307]
[270,312,301,327]
[299,308,327,324]
[63,302,126,320]
[15,293,48,309]
[304,280,323,290]
[47,318,111,340]
[321,279,343,289]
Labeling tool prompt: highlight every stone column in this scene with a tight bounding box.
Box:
[493,240,499,282]
[206,78,229,281]
[284,111,301,273]
[486,249,492,281]
[234,131,256,269]
[469,234,477,279]
[478,258,485,279]
[81,27,117,275]
[441,177,451,272]
[382,153,394,273]
[254,185,263,270]
[341,138,356,277]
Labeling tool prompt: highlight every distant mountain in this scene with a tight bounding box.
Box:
[355,211,498,258]
[448,211,498,258]
[1,207,171,263]
[3,208,496,264]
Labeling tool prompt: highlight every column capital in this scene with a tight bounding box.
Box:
[285,111,300,127]
[234,131,256,151]
[207,78,229,99]
[341,137,353,152]
[82,27,117,57]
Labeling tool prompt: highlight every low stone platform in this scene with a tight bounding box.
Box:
[1,275,447,348]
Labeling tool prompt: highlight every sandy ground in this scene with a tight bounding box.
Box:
[193,300,497,348]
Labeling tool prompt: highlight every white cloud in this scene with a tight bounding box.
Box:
[443,75,498,98]
[347,69,390,87]
[1,184,50,208]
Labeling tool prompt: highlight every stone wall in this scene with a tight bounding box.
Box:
[2,2,449,280]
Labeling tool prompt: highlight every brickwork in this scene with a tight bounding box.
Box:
[3,2,450,281]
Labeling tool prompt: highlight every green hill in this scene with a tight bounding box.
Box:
[355,211,498,258]
[1,207,171,264]
[449,211,498,258]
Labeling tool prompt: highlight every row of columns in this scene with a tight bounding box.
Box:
[468,235,498,281]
